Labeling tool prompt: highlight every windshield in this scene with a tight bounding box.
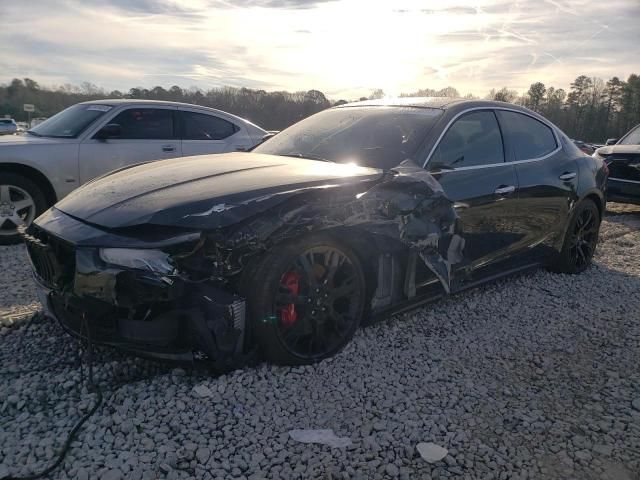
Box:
[620,125,640,145]
[29,103,113,138]
[254,106,442,170]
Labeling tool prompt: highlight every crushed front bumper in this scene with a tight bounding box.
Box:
[24,209,248,366]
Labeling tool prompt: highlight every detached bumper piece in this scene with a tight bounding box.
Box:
[23,225,248,368]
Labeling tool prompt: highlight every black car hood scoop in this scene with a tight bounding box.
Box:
[56,152,383,229]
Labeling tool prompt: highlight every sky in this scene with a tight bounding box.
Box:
[1,0,639,99]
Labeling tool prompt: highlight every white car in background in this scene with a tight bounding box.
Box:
[0,100,269,243]
[0,119,18,135]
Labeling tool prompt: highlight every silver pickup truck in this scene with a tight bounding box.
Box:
[0,100,268,244]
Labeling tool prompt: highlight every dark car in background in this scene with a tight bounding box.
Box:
[594,124,640,205]
[23,98,607,367]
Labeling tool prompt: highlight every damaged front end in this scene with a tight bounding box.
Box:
[23,159,464,366]
[189,160,466,297]
[23,212,248,367]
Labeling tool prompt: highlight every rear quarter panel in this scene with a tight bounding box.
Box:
[575,155,607,211]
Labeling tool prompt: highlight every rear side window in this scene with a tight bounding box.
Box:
[430,110,504,169]
[497,111,557,160]
[182,111,239,140]
[109,108,174,139]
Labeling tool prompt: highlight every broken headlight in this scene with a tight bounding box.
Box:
[99,248,174,274]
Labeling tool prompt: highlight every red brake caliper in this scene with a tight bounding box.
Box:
[280,271,301,327]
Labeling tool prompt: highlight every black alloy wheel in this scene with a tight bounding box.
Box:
[554,199,601,274]
[247,235,366,365]
[569,205,599,270]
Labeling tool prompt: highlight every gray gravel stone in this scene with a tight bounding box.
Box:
[1,204,640,480]
[100,469,123,480]
[196,447,212,464]
[416,443,448,464]
[385,463,399,477]
[593,444,614,456]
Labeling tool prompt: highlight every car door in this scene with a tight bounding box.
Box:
[78,106,181,184]
[424,109,522,278]
[179,109,255,157]
[495,109,578,263]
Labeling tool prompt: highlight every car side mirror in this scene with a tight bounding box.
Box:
[95,123,122,140]
[605,138,618,146]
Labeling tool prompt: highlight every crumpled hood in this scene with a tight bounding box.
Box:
[55,152,383,229]
[596,144,640,156]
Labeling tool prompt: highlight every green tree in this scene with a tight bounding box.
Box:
[526,82,546,112]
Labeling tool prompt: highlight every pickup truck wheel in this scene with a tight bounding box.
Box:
[247,234,366,365]
[0,173,47,245]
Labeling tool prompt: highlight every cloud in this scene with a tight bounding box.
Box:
[87,0,205,16]
[1,0,639,98]
[209,0,337,9]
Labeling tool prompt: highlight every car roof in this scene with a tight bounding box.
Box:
[79,99,217,109]
[336,97,530,112]
[337,97,467,109]
[78,99,267,132]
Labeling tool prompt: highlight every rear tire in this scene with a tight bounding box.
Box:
[553,199,600,274]
[245,233,367,365]
[0,173,47,245]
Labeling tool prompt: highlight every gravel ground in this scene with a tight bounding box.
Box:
[1,203,639,480]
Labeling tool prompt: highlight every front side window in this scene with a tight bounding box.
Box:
[620,125,640,145]
[29,104,112,138]
[430,110,504,169]
[181,111,239,140]
[254,106,442,170]
[497,110,557,160]
[107,108,174,140]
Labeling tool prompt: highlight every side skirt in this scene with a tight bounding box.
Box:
[366,261,542,324]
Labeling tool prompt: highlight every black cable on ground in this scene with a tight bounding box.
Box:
[1,314,103,480]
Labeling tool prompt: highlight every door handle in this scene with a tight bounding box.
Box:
[162,145,176,152]
[494,185,515,195]
[559,172,576,181]
[629,164,640,171]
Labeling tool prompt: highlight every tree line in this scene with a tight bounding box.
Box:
[1,74,639,142]
[492,75,640,143]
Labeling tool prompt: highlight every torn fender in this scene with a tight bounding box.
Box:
[203,160,465,293]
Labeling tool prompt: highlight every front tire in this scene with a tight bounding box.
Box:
[246,233,367,365]
[0,173,47,245]
[554,199,601,274]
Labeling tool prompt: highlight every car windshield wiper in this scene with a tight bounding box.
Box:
[279,152,332,162]
[26,130,42,137]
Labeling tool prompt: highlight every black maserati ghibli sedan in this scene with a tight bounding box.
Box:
[23,98,608,366]
[594,123,640,205]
